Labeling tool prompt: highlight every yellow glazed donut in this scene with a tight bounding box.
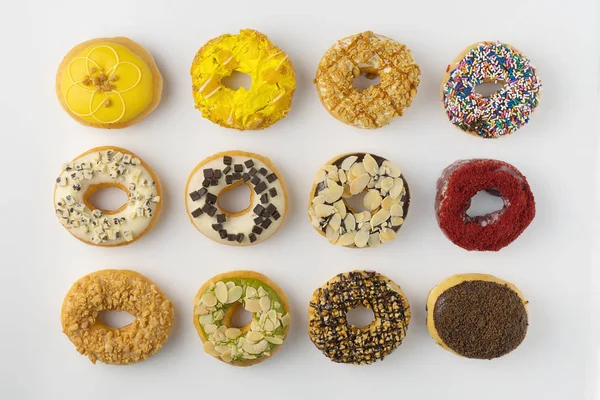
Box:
[61,269,174,364]
[54,146,162,246]
[426,273,529,359]
[193,271,291,366]
[191,29,296,130]
[315,31,420,129]
[185,150,288,246]
[56,37,162,128]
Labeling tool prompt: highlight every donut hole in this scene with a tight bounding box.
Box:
[218,182,253,215]
[97,310,135,329]
[466,189,505,218]
[86,185,129,214]
[228,303,253,328]
[474,81,504,97]
[343,190,370,213]
[222,70,252,91]
[353,70,380,91]
[346,305,375,328]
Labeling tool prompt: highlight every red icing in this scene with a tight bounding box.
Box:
[435,159,535,251]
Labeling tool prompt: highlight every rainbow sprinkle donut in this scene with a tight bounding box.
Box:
[442,42,542,139]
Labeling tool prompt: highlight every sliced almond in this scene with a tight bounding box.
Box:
[204,324,218,334]
[350,162,367,179]
[322,165,338,174]
[194,305,209,315]
[226,286,243,303]
[263,319,275,332]
[258,287,267,297]
[315,204,334,218]
[382,196,400,209]
[333,200,347,218]
[337,231,356,246]
[379,228,396,242]
[390,204,403,217]
[244,298,262,313]
[246,286,257,299]
[390,178,404,199]
[329,213,342,231]
[246,331,264,342]
[363,190,379,210]
[226,282,235,289]
[312,195,326,206]
[203,341,221,357]
[310,215,322,228]
[313,169,327,184]
[350,174,370,195]
[344,213,356,231]
[371,209,390,227]
[281,313,291,327]
[225,328,242,339]
[326,225,340,244]
[339,169,347,184]
[201,293,217,307]
[383,160,401,178]
[214,281,228,304]
[340,155,358,171]
[199,314,213,325]
[360,222,371,231]
[328,170,339,182]
[265,336,284,345]
[381,177,394,191]
[391,216,404,226]
[354,230,370,248]
[259,296,271,312]
[363,154,379,176]
[220,350,233,362]
[243,340,257,354]
[254,340,269,354]
[355,212,364,223]
[325,179,343,203]
[361,211,371,222]
[368,233,381,248]
[342,185,353,198]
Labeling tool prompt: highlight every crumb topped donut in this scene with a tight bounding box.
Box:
[442,41,542,138]
[191,29,296,130]
[56,37,162,128]
[427,273,528,359]
[315,31,420,129]
[54,146,162,246]
[193,271,291,366]
[308,271,410,365]
[435,159,535,251]
[61,269,174,364]
[185,151,288,245]
[308,153,409,248]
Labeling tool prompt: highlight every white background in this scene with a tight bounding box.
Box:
[1,0,598,399]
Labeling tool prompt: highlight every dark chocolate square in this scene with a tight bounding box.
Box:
[189,191,201,201]
[272,211,281,220]
[249,233,257,243]
[191,208,203,218]
[258,168,268,176]
[223,166,232,175]
[219,230,228,239]
[203,169,214,179]
[253,204,265,215]
[236,233,244,243]
[211,223,222,231]
[254,216,264,225]
[251,176,261,186]
[223,156,232,165]
[260,194,269,204]
[202,179,210,188]
[248,168,257,176]
[214,169,222,179]
[227,234,236,241]
[243,173,250,182]
[252,226,263,235]
[266,173,278,183]
[254,182,267,194]
[232,172,241,180]
[261,219,272,229]
[198,187,208,197]
[269,188,277,197]
[234,164,243,173]
[225,175,233,185]
[244,160,254,168]
[216,214,226,223]
[211,179,219,186]
[206,193,217,204]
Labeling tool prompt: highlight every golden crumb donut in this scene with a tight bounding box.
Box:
[308,271,410,365]
[191,29,296,130]
[193,271,291,366]
[54,146,162,246]
[61,269,174,364]
[308,153,409,248]
[185,150,288,246]
[56,37,162,128]
[315,31,420,129]
[427,273,529,359]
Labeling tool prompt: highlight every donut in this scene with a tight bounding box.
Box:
[308,271,410,365]
[56,37,162,129]
[442,41,542,138]
[426,273,528,359]
[435,159,535,251]
[308,153,409,248]
[61,269,174,364]
[193,271,291,366]
[191,29,296,130]
[185,150,288,246]
[54,146,162,246]
[315,31,420,129]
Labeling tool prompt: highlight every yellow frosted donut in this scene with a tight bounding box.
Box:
[191,29,296,130]
[56,37,162,129]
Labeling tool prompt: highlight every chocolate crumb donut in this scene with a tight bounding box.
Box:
[435,159,535,251]
[308,271,410,365]
[426,274,528,359]
[61,269,174,364]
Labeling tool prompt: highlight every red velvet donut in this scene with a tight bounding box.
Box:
[435,159,535,251]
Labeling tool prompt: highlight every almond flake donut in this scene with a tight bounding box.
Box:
[435,159,535,251]
[54,146,162,246]
[191,29,296,130]
[185,151,288,245]
[61,269,174,364]
[315,31,420,129]
[426,273,528,359]
[308,153,409,248]
[193,271,291,366]
[442,41,542,138]
[308,271,410,365]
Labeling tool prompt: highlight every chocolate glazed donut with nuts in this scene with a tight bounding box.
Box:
[308,271,410,365]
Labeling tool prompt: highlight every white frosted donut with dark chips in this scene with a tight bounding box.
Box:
[308,153,409,248]
[185,150,288,246]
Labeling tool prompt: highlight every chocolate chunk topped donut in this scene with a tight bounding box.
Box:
[427,274,529,359]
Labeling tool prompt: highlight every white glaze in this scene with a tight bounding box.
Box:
[54,148,160,245]
[186,154,286,245]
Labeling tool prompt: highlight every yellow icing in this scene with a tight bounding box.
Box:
[191,30,296,130]
[60,43,154,124]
